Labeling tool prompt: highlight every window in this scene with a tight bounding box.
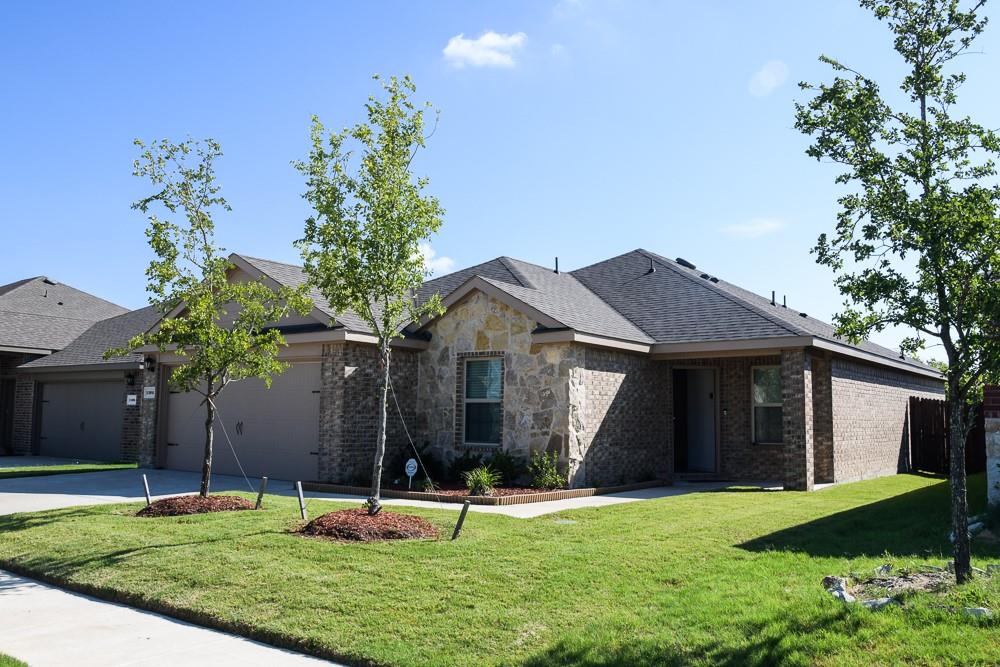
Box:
[752,366,783,444]
[464,357,503,445]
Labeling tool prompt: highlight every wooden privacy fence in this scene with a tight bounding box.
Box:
[909,397,986,475]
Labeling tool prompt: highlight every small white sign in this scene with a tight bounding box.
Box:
[126,394,137,407]
[405,458,418,478]
[143,386,156,400]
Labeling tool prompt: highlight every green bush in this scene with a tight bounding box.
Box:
[447,449,483,482]
[528,451,567,490]
[463,466,501,496]
[487,450,527,486]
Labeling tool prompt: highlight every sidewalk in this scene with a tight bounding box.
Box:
[0,571,337,666]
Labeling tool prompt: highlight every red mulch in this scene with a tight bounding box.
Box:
[136,495,255,517]
[399,485,559,497]
[300,508,439,542]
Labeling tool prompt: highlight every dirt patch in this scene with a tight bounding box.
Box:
[851,570,953,598]
[300,508,439,542]
[136,495,254,517]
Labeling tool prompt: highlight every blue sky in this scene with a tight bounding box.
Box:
[2,1,998,360]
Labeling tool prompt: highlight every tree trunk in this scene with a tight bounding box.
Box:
[368,342,391,514]
[949,389,971,583]
[200,394,216,498]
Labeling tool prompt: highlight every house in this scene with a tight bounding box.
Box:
[62,248,940,491]
[0,276,128,454]
[15,306,162,461]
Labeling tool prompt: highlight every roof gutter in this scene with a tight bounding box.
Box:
[17,360,143,374]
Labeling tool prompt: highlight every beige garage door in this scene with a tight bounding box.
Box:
[165,362,321,481]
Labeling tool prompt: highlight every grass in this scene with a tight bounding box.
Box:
[0,654,27,667]
[1,474,999,666]
[0,461,135,480]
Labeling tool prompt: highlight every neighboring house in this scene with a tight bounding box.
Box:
[16,306,162,461]
[110,249,943,491]
[0,276,127,454]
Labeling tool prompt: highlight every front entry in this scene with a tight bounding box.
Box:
[673,368,717,473]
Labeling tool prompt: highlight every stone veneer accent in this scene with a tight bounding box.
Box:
[830,357,944,483]
[985,385,999,507]
[416,291,578,478]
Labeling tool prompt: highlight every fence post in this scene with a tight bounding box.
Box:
[255,476,268,510]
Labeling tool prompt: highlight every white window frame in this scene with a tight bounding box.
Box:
[463,357,503,446]
[751,365,783,445]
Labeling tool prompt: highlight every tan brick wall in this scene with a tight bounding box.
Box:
[830,357,944,483]
[12,375,37,455]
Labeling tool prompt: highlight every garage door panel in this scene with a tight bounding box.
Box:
[39,382,124,462]
[165,362,321,481]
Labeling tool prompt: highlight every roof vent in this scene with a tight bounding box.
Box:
[42,278,56,286]
[709,276,719,283]
[647,257,656,274]
[799,312,808,318]
[675,257,696,270]
[700,273,710,280]
[554,257,559,274]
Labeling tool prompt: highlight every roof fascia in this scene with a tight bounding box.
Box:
[531,329,652,354]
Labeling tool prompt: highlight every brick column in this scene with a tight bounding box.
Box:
[986,385,1000,508]
[781,349,814,491]
[318,343,346,483]
[12,376,37,455]
[811,355,834,483]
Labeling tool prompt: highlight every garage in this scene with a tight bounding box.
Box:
[165,361,321,481]
[38,381,125,461]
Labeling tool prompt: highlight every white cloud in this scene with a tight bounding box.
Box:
[419,242,454,275]
[442,31,527,68]
[723,218,785,238]
[748,60,789,97]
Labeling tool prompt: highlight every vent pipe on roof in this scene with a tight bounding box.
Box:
[554,257,559,274]
[783,295,787,308]
[648,258,656,274]
[771,291,776,306]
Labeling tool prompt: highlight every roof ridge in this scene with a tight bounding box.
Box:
[236,254,304,270]
[635,249,808,338]
[496,256,532,289]
[0,308,126,324]
[563,261,657,343]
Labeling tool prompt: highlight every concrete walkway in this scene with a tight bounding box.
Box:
[0,570,335,666]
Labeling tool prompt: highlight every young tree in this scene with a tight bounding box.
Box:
[115,138,311,497]
[796,0,1000,583]
[296,75,445,515]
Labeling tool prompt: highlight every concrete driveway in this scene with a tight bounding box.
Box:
[0,466,278,515]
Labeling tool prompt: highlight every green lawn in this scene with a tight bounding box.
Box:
[0,461,135,480]
[1,474,998,666]
[0,654,27,667]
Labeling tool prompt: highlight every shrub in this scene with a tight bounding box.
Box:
[463,466,501,496]
[529,451,567,490]
[447,449,483,482]
[487,450,527,486]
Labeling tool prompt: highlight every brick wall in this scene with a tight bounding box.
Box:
[120,371,144,463]
[318,342,418,485]
[830,357,945,483]
[986,385,999,507]
[576,347,670,487]
[782,349,815,491]
[12,376,37,455]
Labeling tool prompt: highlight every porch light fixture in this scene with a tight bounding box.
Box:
[125,373,136,386]
[144,357,156,373]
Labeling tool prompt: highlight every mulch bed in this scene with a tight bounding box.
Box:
[136,495,255,517]
[392,484,560,497]
[300,508,439,542]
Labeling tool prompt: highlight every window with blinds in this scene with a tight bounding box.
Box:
[464,357,502,445]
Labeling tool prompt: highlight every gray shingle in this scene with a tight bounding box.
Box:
[19,305,163,370]
[0,276,128,351]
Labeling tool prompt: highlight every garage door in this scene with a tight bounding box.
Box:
[165,362,321,481]
[38,382,124,461]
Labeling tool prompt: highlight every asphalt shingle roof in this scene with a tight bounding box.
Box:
[20,306,163,370]
[0,277,128,352]
[236,249,933,373]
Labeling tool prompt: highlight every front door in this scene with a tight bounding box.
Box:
[673,368,717,473]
